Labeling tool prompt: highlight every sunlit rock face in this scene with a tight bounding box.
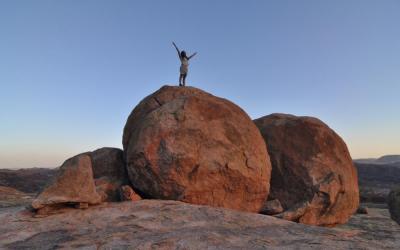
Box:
[31,154,102,210]
[123,85,271,212]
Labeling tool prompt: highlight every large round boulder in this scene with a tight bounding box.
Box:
[123,85,271,212]
[254,113,359,226]
[388,186,400,225]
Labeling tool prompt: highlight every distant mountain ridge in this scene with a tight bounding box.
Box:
[353,155,400,203]
[0,168,57,193]
[354,155,400,165]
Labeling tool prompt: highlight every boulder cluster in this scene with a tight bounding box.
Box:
[32,85,359,226]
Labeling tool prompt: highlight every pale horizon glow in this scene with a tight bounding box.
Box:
[1,1,399,168]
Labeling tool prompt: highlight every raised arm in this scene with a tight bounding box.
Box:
[188,52,197,60]
[172,42,181,58]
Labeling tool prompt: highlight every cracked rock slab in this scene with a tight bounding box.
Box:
[1,200,399,249]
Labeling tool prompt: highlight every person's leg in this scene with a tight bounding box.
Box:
[182,74,187,86]
[179,74,183,86]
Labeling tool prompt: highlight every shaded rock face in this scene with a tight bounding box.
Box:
[260,199,284,215]
[254,113,359,226]
[123,85,271,212]
[90,147,130,202]
[91,148,127,180]
[31,154,102,210]
[388,187,400,225]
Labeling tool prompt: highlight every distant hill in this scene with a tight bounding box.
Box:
[375,155,400,164]
[0,168,57,193]
[354,154,400,165]
[355,163,400,187]
[354,160,400,203]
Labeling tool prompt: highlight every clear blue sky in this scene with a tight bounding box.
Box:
[1,0,399,168]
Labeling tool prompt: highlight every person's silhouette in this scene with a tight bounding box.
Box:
[173,42,197,86]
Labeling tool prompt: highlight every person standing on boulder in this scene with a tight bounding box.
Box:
[172,42,197,87]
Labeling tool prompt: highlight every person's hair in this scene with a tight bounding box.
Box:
[180,51,187,59]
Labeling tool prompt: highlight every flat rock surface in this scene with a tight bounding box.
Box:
[337,203,400,245]
[0,186,34,208]
[0,200,399,249]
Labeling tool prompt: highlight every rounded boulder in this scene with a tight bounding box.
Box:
[254,113,359,226]
[123,85,271,212]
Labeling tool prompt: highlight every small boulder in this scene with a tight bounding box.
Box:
[119,185,142,201]
[388,186,400,225]
[32,147,132,212]
[254,113,359,226]
[356,206,368,214]
[32,154,102,210]
[260,199,284,215]
[123,85,271,212]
